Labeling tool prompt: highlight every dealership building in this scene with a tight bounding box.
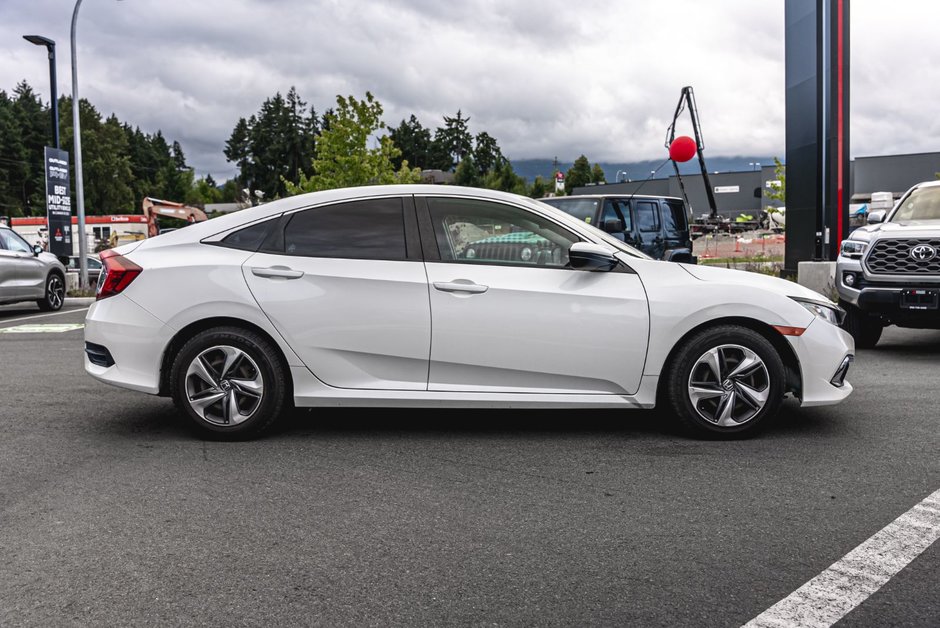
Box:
[574,151,940,219]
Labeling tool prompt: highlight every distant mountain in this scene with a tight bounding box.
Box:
[510,156,780,182]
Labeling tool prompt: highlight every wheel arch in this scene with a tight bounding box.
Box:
[655,316,803,402]
[158,317,292,397]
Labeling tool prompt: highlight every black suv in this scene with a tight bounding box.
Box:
[541,194,695,262]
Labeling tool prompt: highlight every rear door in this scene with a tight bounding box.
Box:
[242,196,431,391]
[661,199,691,251]
[0,231,20,297]
[633,200,665,259]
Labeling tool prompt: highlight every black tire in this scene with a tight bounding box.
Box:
[662,325,786,439]
[169,326,289,440]
[841,303,883,349]
[36,272,64,312]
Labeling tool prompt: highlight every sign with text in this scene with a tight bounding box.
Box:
[714,185,740,194]
[44,147,72,256]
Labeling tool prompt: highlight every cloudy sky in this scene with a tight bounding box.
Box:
[1,0,938,180]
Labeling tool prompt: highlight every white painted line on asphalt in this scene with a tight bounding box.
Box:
[0,323,85,334]
[743,487,940,628]
[0,306,89,326]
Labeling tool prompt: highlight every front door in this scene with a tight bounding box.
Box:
[420,196,650,395]
[243,197,431,391]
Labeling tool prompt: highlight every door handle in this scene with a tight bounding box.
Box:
[251,266,304,279]
[433,281,488,294]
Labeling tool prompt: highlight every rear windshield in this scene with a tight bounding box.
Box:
[541,198,600,225]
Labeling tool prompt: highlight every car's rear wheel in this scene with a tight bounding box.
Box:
[170,327,288,439]
[663,325,786,438]
[841,303,883,349]
[36,272,64,311]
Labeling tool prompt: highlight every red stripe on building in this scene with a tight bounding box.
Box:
[11,215,148,226]
[836,0,845,247]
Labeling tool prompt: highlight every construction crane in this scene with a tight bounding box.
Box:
[665,86,719,220]
[141,197,208,238]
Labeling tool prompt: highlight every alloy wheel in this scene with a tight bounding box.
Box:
[47,275,64,309]
[184,345,264,426]
[687,344,770,427]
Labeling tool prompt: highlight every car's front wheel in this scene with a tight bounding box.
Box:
[663,325,786,438]
[169,327,289,439]
[36,272,64,311]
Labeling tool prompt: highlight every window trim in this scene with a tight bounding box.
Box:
[416,194,607,271]
[224,196,423,262]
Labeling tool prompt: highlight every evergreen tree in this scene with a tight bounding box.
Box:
[565,155,592,194]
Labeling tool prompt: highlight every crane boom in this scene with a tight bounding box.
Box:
[665,86,719,219]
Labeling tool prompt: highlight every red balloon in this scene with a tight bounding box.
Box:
[669,136,697,162]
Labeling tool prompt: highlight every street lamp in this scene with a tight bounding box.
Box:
[23,35,59,149]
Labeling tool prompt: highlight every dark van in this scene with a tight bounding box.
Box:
[541,194,695,263]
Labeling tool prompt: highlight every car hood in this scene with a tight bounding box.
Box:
[849,219,940,241]
[679,263,832,303]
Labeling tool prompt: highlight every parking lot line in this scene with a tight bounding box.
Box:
[0,306,89,326]
[743,487,940,628]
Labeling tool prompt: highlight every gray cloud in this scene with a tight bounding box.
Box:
[2,0,938,180]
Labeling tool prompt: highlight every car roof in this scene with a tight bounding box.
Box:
[546,194,684,201]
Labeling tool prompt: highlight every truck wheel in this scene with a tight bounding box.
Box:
[663,325,785,439]
[841,304,883,349]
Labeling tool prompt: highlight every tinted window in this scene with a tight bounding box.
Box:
[635,201,660,232]
[662,200,688,235]
[427,197,578,268]
[600,199,632,232]
[221,219,276,251]
[541,198,599,225]
[284,198,406,260]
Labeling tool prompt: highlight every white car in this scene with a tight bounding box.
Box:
[84,185,854,439]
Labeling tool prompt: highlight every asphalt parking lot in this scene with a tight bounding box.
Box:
[0,302,937,626]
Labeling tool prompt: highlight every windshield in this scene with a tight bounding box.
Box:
[891,186,940,222]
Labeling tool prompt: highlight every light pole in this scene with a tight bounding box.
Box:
[23,35,59,149]
[71,0,89,289]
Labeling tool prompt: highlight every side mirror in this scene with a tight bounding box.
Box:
[867,210,886,225]
[32,244,43,256]
[602,218,624,233]
[569,242,619,272]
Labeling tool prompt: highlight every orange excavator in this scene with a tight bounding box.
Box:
[142,197,208,238]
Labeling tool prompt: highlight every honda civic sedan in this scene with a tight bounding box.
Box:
[84,185,854,439]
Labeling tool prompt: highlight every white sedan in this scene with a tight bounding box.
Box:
[84,185,854,439]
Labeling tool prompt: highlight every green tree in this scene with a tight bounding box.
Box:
[472,131,502,178]
[591,163,606,184]
[389,115,432,170]
[285,92,421,194]
[453,153,481,187]
[764,156,786,205]
[429,110,473,171]
[529,176,549,199]
[565,155,592,194]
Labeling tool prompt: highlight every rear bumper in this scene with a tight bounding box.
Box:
[84,295,171,394]
[788,318,855,407]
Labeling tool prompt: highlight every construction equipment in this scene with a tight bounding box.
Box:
[665,86,719,220]
[142,197,207,238]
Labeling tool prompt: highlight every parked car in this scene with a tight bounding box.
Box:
[837,180,940,347]
[540,194,695,262]
[0,226,66,311]
[66,255,103,284]
[85,185,853,440]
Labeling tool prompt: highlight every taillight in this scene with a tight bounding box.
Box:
[97,249,143,300]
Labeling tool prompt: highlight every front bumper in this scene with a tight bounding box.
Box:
[788,318,854,407]
[837,256,940,326]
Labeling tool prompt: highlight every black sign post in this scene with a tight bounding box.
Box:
[44,146,72,257]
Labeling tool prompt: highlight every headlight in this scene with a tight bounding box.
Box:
[791,297,845,326]
[520,247,533,262]
[465,248,476,259]
[840,240,868,258]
